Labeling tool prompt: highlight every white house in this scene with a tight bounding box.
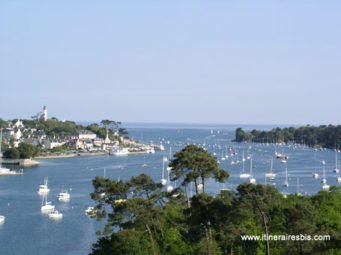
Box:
[76,130,97,140]
[44,140,65,149]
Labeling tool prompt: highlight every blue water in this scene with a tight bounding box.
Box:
[0,127,340,255]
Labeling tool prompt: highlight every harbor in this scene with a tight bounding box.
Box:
[0,126,341,255]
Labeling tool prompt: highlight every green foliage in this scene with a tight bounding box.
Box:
[87,120,126,140]
[17,142,39,158]
[90,145,341,255]
[0,118,8,129]
[3,143,39,159]
[169,145,229,194]
[86,123,106,139]
[235,125,341,149]
[3,147,20,159]
[22,119,81,137]
[235,127,253,142]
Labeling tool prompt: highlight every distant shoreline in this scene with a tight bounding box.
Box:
[34,151,108,159]
[34,150,149,160]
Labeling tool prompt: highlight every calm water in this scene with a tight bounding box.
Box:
[0,127,340,255]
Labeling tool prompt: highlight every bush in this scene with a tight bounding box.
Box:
[3,148,20,159]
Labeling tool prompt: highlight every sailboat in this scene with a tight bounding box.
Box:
[142,155,148,168]
[249,158,256,184]
[283,167,289,187]
[48,210,63,220]
[312,172,319,179]
[321,165,327,184]
[166,166,174,193]
[333,148,340,173]
[322,182,330,191]
[38,178,50,195]
[220,183,230,192]
[57,188,71,202]
[41,194,55,213]
[0,128,2,158]
[336,160,341,183]
[0,215,5,223]
[160,157,168,186]
[242,150,246,162]
[321,165,330,191]
[239,156,250,179]
[265,158,276,181]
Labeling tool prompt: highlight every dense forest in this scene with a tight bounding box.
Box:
[89,145,341,255]
[234,125,341,149]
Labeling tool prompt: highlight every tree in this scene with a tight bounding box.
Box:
[90,174,165,255]
[100,120,123,142]
[17,142,39,158]
[3,147,20,159]
[169,145,229,195]
[86,123,106,139]
[0,118,8,129]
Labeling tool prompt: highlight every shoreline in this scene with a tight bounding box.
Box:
[34,150,150,159]
[0,158,41,167]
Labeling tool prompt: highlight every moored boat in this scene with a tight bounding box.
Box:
[111,147,129,156]
[57,190,70,202]
[38,178,50,194]
[0,167,23,176]
[48,210,63,220]
[41,197,55,213]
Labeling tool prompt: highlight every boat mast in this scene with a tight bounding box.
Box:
[0,128,2,158]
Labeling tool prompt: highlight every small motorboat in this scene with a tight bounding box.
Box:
[57,191,70,202]
[48,210,63,220]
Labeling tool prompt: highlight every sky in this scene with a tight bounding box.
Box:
[0,1,340,125]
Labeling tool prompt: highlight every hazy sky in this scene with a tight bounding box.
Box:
[1,1,340,125]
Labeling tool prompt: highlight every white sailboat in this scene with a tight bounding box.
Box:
[321,165,327,184]
[265,158,276,180]
[336,160,341,183]
[41,195,55,213]
[0,215,5,223]
[333,149,340,173]
[57,189,70,202]
[239,156,250,179]
[166,166,174,193]
[160,157,168,186]
[0,128,3,158]
[322,183,330,191]
[38,178,50,194]
[312,172,319,179]
[85,206,97,216]
[48,210,63,220]
[337,176,341,183]
[242,150,246,162]
[0,167,23,176]
[220,183,230,192]
[249,158,256,184]
[280,159,287,164]
[321,165,330,191]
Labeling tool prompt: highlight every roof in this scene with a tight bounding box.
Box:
[76,130,95,135]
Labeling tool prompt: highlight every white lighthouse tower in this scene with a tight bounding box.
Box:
[43,106,48,121]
